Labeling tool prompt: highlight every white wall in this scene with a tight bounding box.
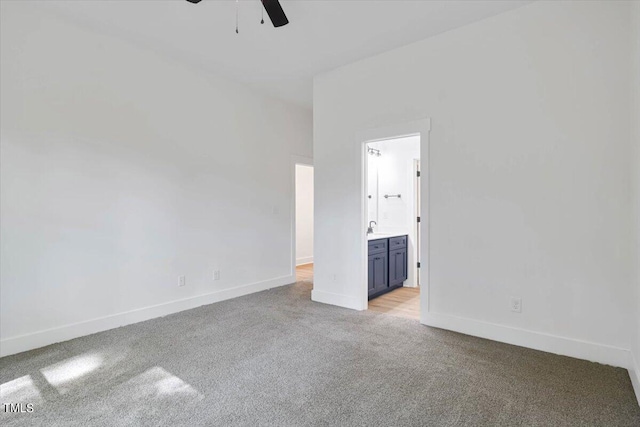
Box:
[366,152,379,226]
[313,0,636,368]
[369,137,420,233]
[368,136,420,286]
[631,0,640,404]
[295,164,314,265]
[0,2,312,356]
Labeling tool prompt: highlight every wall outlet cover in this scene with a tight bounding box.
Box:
[179,276,186,287]
[510,297,522,313]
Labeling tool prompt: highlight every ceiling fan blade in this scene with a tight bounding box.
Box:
[262,0,289,27]
[186,0,202,4]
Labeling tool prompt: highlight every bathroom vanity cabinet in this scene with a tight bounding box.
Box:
[368,234,408,299]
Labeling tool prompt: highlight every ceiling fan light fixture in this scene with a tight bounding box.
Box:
[262,0,289,27]
[185,0,288,31]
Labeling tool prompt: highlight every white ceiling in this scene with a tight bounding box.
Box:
[43,0,533,109]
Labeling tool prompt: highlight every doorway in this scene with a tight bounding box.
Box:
[364,135,421,320]
[294,162,314,283]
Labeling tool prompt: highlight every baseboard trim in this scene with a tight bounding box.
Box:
[422,312,631,369]
[296,256,314,266]
[630,352,640,407]
[0,274,295,358]
[311,289,364,311]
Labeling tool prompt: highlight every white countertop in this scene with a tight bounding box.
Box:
[367,232,407,241]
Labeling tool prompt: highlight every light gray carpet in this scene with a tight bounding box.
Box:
[1,280,639,426]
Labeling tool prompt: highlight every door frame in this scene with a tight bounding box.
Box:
[290,155,314,278]
[414,158,421,287]
[358,118,431,323]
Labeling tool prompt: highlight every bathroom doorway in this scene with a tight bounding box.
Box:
[364,135,421,320]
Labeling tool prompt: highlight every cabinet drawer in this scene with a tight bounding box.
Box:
[389,235,407,250]
[368,239,388,255]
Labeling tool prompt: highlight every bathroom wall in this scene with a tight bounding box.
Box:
[369,136,420,235]
[368,136,420,287]
[366,154,379,226]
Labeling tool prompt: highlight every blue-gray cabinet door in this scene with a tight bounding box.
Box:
[368,252,388,296]
[389,248,407,287]
[367,255,376,295]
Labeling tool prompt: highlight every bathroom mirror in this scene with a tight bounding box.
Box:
[366,144,380,227]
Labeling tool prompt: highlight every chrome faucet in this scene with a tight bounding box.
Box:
[367,221,377,235]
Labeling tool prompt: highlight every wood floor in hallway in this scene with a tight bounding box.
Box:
[295,263,313,282]
[368,287,420,321]
[296,264,419,321]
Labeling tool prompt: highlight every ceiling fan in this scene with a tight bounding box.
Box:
[186,0,289,29]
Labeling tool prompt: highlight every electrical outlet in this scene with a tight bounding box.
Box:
[510,297,522,313]
[179,276,186,287]
[213,270,221,281]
